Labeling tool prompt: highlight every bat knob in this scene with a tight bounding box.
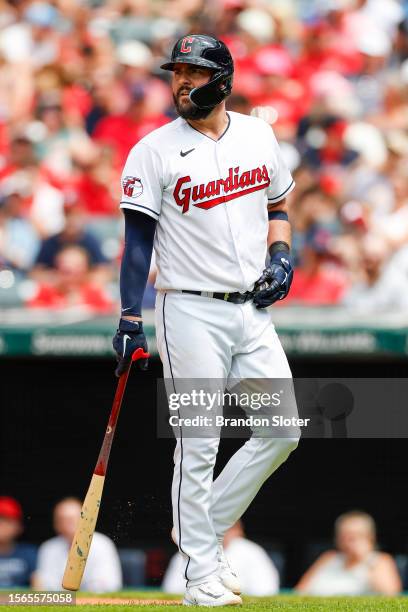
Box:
[131,348,150,361]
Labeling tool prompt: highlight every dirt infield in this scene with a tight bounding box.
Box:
[76,598,181,606]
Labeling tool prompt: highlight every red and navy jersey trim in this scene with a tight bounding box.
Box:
[120,201,160,217]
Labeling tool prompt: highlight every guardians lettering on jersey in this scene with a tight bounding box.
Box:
[174,164,270,213]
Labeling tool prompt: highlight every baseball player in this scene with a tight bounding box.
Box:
[113,35,299,606]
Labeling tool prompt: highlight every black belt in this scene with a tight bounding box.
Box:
[181,290,254,304]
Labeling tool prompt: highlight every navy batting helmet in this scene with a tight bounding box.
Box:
[161,34,234,110]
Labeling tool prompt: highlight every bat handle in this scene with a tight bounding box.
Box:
[131,347,150,361]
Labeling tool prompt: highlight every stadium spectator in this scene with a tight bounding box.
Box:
[0,191,39,272]
[0,135,39,223]
[33,93,94,179]
[0,135,38,184]
[226,93,252,115]
[0,0,408,312]
[27,244,115,312]
[0,497,37,588]
[284,224,349,305]
[291,185,341,240]
[67,140,118,216]
[253,45,307,139]
[31,198,110,285]
[342,233,408,311]
[373,169,408,249]
[92,80,169,169]
[162,521,279,596]
[296,511,401,596]
[299,117,360,170]
[33,497,122,592]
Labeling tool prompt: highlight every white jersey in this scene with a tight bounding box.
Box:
[120,111,294,293]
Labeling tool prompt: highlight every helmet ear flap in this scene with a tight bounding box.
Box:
[189,71,233,109]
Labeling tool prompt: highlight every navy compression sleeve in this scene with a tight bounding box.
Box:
[119,210,156,317]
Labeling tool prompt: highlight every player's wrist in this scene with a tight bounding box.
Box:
[269,240,290,258]
[267,242,293,274]
[268,210,289,222]
[120,305,142,322]
[118,318,144,333]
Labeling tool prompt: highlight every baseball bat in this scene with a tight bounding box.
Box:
[62,347,149,591]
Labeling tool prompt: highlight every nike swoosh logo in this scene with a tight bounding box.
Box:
[180,148,195,157]
[198,588,222,599]
[121,306,133,312]
[123,334,131,357]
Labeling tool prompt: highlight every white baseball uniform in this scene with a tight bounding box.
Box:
[120,111,299,586]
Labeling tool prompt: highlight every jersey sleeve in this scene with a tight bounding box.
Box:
[266,126,295,205]
[120,142,162,220]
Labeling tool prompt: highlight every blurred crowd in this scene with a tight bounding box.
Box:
[2,0,408,312]
[0,496,404,595]
[0,496,122,591]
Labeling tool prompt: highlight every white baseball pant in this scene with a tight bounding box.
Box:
[155,291,299,586]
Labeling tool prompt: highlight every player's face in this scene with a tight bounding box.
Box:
[172,63,213,120]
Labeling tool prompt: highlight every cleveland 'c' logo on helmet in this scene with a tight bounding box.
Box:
[180,37,194,53]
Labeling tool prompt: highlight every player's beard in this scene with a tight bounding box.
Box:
[173,92,213,120]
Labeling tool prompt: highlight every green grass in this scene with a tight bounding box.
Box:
[0,592,407,611]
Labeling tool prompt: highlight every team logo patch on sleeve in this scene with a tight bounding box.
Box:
[122,176,143,198]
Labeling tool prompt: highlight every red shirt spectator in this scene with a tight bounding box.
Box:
[93,113,169,169]
[28,282,114,312]
[93,85,169,168]
[72,173,116,216]
[29,243,114,312]
[284,266,348,305]
[295,21,362,86]
[252,47,309,132]
[282,226,349,305]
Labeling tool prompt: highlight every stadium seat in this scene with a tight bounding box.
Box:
[87,218,122,260]
[118,548,146,588]
[266,548,286,584]
[87,218,122,240]
[0,279,25,307]
[395,554,408,590]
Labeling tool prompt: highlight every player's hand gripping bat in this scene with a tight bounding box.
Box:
[62,347,149,591]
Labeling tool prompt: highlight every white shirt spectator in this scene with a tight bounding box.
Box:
[36,532,122,593]
[300,551,378,596]
[343,263,408,312]
[0,23,58,68]
[162,537,279,596]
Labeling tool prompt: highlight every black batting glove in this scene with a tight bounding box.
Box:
[112,318,148,377]
[253,251,294,309]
